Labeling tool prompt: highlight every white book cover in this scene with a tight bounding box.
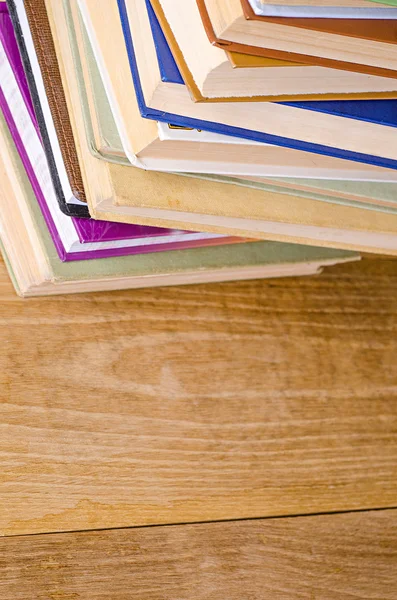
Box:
[248,0,397,18]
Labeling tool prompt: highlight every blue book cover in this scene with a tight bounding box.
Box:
[117,0,397,170]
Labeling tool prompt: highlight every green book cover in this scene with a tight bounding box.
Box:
[366,1,397,6]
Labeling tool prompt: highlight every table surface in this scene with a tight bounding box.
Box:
[0,255,396,599]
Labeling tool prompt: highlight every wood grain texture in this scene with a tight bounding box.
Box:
[1,256,397,535]
[1,510,396,599]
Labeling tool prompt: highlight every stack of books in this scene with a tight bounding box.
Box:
[4,1,397,296]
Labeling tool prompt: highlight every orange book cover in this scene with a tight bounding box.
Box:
[196,0,397,79]
[241,0,397,43]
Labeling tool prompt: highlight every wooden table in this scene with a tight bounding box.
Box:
[0,256,396,599]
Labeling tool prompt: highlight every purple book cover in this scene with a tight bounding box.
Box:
[0,5,236,260]
[74,217,186,244]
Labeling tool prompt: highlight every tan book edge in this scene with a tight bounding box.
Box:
[196,0,397,78]
[44,0,397,256]
[244,177,397,212]
[152,0,397,101]
[206,0,397,72]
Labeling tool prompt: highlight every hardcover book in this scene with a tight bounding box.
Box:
[197,0,397,79]
[16,0,395,228]
[69,5,397,217]
[151,0,397,102]
[117,0,397,171]
[1,2,235,261]
[8,0,89,216]
[0,111,357,296]
[241,0,397,43]
[39,0,397,255]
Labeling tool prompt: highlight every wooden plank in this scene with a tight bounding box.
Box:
[0,510,396,599]
[0,257,397,535]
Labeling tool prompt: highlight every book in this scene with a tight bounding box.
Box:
[18,0,379,213]
[204,0,397,75]
[151,0,397,102]
[76,29,397,217]
[69,11,397,218]
[16,0,395,243]
[241,0,397,41]
[1,1,237,261]
[70,25,397,217]
[7,0,89,216]
[38,0,397,255]
[197,0,397,79]
[116,0,397,171]
[78,0,397,180]
[0,111,357,296]
[14,0,397,262]
[247,0,397,18]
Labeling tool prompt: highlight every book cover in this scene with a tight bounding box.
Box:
[75,1,397,186]
[43,0,397,256]
[0,110,359,296]
[117,0,397,171]
[0,64,233,260]
[368,0,397,5]
[247,0,397,18]
[196,0,397,79]
[7,0,90,216]
[242,0,397,44]
[1,4,237,261]
[151,0,397,103]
